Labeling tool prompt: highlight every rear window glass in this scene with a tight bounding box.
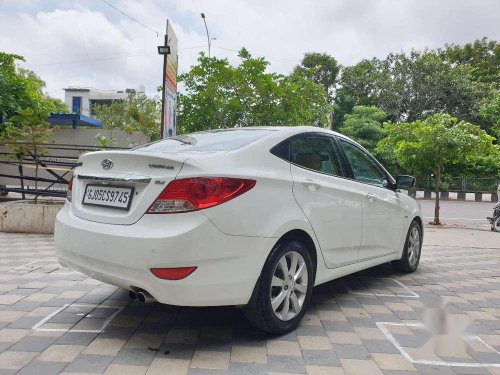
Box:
[136,129,273,152]
[270,141,290,160]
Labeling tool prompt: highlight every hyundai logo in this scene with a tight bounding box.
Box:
[101,159,113,170]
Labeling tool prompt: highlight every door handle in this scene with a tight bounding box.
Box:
[366,193,375,202]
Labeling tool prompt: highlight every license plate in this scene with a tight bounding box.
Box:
[82,185,134,210]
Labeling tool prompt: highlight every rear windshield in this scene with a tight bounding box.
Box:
[136,129,274,152]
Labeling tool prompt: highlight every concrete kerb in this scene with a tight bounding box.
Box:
[412,190,498,202]
[0,199,64,234]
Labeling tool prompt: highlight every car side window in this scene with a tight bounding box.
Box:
[339,140,386,187]
[270,140,290,160]
[290,135,343,176]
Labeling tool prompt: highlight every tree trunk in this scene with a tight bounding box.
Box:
[433,164,441,225]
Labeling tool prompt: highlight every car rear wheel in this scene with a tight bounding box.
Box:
[243,240,314,334]
[492,216,500,232]
[392,220,422,273]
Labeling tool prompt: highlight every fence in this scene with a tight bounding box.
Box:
[0,142,131,199]
[0,128,147,200]
[415,176,500,194]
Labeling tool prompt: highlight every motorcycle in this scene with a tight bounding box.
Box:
[488,200,500,232]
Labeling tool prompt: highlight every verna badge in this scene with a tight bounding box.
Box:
[101,159,113,170]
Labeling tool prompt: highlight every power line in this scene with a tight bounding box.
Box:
[15,51,152,56]
[24,52,157,67]
[12,46,205,56]
[99,0,161,36]
[19,46,206,67]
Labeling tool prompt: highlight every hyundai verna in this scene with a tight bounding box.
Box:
[55,127,422,334]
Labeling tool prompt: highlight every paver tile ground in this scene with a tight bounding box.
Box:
[0,228,499,374]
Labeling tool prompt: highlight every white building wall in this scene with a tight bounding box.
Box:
[64,88,129,117]
[64,89,91,116]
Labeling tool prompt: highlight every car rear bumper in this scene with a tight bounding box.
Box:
[55,203,275,306]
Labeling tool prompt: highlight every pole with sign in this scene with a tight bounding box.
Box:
[159,20,178,138]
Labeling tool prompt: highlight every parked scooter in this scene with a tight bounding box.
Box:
[487,184,500,232]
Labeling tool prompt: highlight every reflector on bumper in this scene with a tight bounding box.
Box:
[150,266,197,280]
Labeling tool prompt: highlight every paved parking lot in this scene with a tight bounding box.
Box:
[1,230,500,375]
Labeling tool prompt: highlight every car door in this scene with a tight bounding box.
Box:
[338,139,403,262]
[288,133,364,269]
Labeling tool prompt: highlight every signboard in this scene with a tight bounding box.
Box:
[161,20,178,138]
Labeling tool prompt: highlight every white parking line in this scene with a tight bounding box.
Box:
[32,304,69,330]
[32,303,123,333]
[346,277,419,298]
[377,321,500,368]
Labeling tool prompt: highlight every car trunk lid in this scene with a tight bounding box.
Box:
[71,150,188,225]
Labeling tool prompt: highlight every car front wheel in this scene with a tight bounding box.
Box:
[243,240,314,334]
[392,220,422,273]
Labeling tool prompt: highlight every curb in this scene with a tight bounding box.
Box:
[411,190,498,203]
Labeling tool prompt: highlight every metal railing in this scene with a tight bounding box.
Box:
[0,142,129,199]
[415,176,500,193]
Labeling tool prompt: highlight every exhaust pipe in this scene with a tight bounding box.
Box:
[128,290,137,300]
[137,290,156,303]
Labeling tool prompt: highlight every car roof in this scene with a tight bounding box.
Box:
[194,126,347,139]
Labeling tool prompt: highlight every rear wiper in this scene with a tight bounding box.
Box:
[170,135,197,145]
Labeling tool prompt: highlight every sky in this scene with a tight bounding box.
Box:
[1,0,499,101]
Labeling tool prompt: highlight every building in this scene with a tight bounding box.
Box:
[64,86,144,117]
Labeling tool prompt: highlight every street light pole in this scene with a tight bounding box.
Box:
[201,13,212,58]
[209,37,216,56]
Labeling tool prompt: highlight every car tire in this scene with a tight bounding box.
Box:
[492,216,500,232]
[243,240,314,334]
[392,220,422,273]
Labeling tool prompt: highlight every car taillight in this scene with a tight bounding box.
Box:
[67,176,73,202]
[147,177,256,214]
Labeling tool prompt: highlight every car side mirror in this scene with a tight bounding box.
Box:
[396,175,416,190]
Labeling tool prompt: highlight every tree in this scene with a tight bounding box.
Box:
[0,52,68,124]
[177,49,331,133]
[377,113,495,225]
[439,37,500,86]
[332,49,491,129]
[480,90,500,139]
[339,106,386,152]
[93,91,161,140]
[332,59,381,129]
[293,52,339,102]
[0,109,53,203]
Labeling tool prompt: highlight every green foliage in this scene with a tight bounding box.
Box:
[378,113,495,175]
[293,52,339,102]
[332,47,491,130]
[377,113,496,224]
[1,108,53,156]
[95,133,117,149]
[447,152,500,178]
[177,49,331,133]
[332,59,381,129]
[480,90,500,139]
[339,106,386,152]
[438,37,499,86]
[0,52,68,122]
[93,91,161,141]
[0,108,54,202]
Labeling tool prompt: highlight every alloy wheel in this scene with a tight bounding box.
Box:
[270,250,308,321]
[407,226,421,267]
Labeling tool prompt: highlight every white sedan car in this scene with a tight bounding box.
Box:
[55,126,422,334]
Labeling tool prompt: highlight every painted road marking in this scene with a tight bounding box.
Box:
[377,321,500,368]
[346,277,419,299]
